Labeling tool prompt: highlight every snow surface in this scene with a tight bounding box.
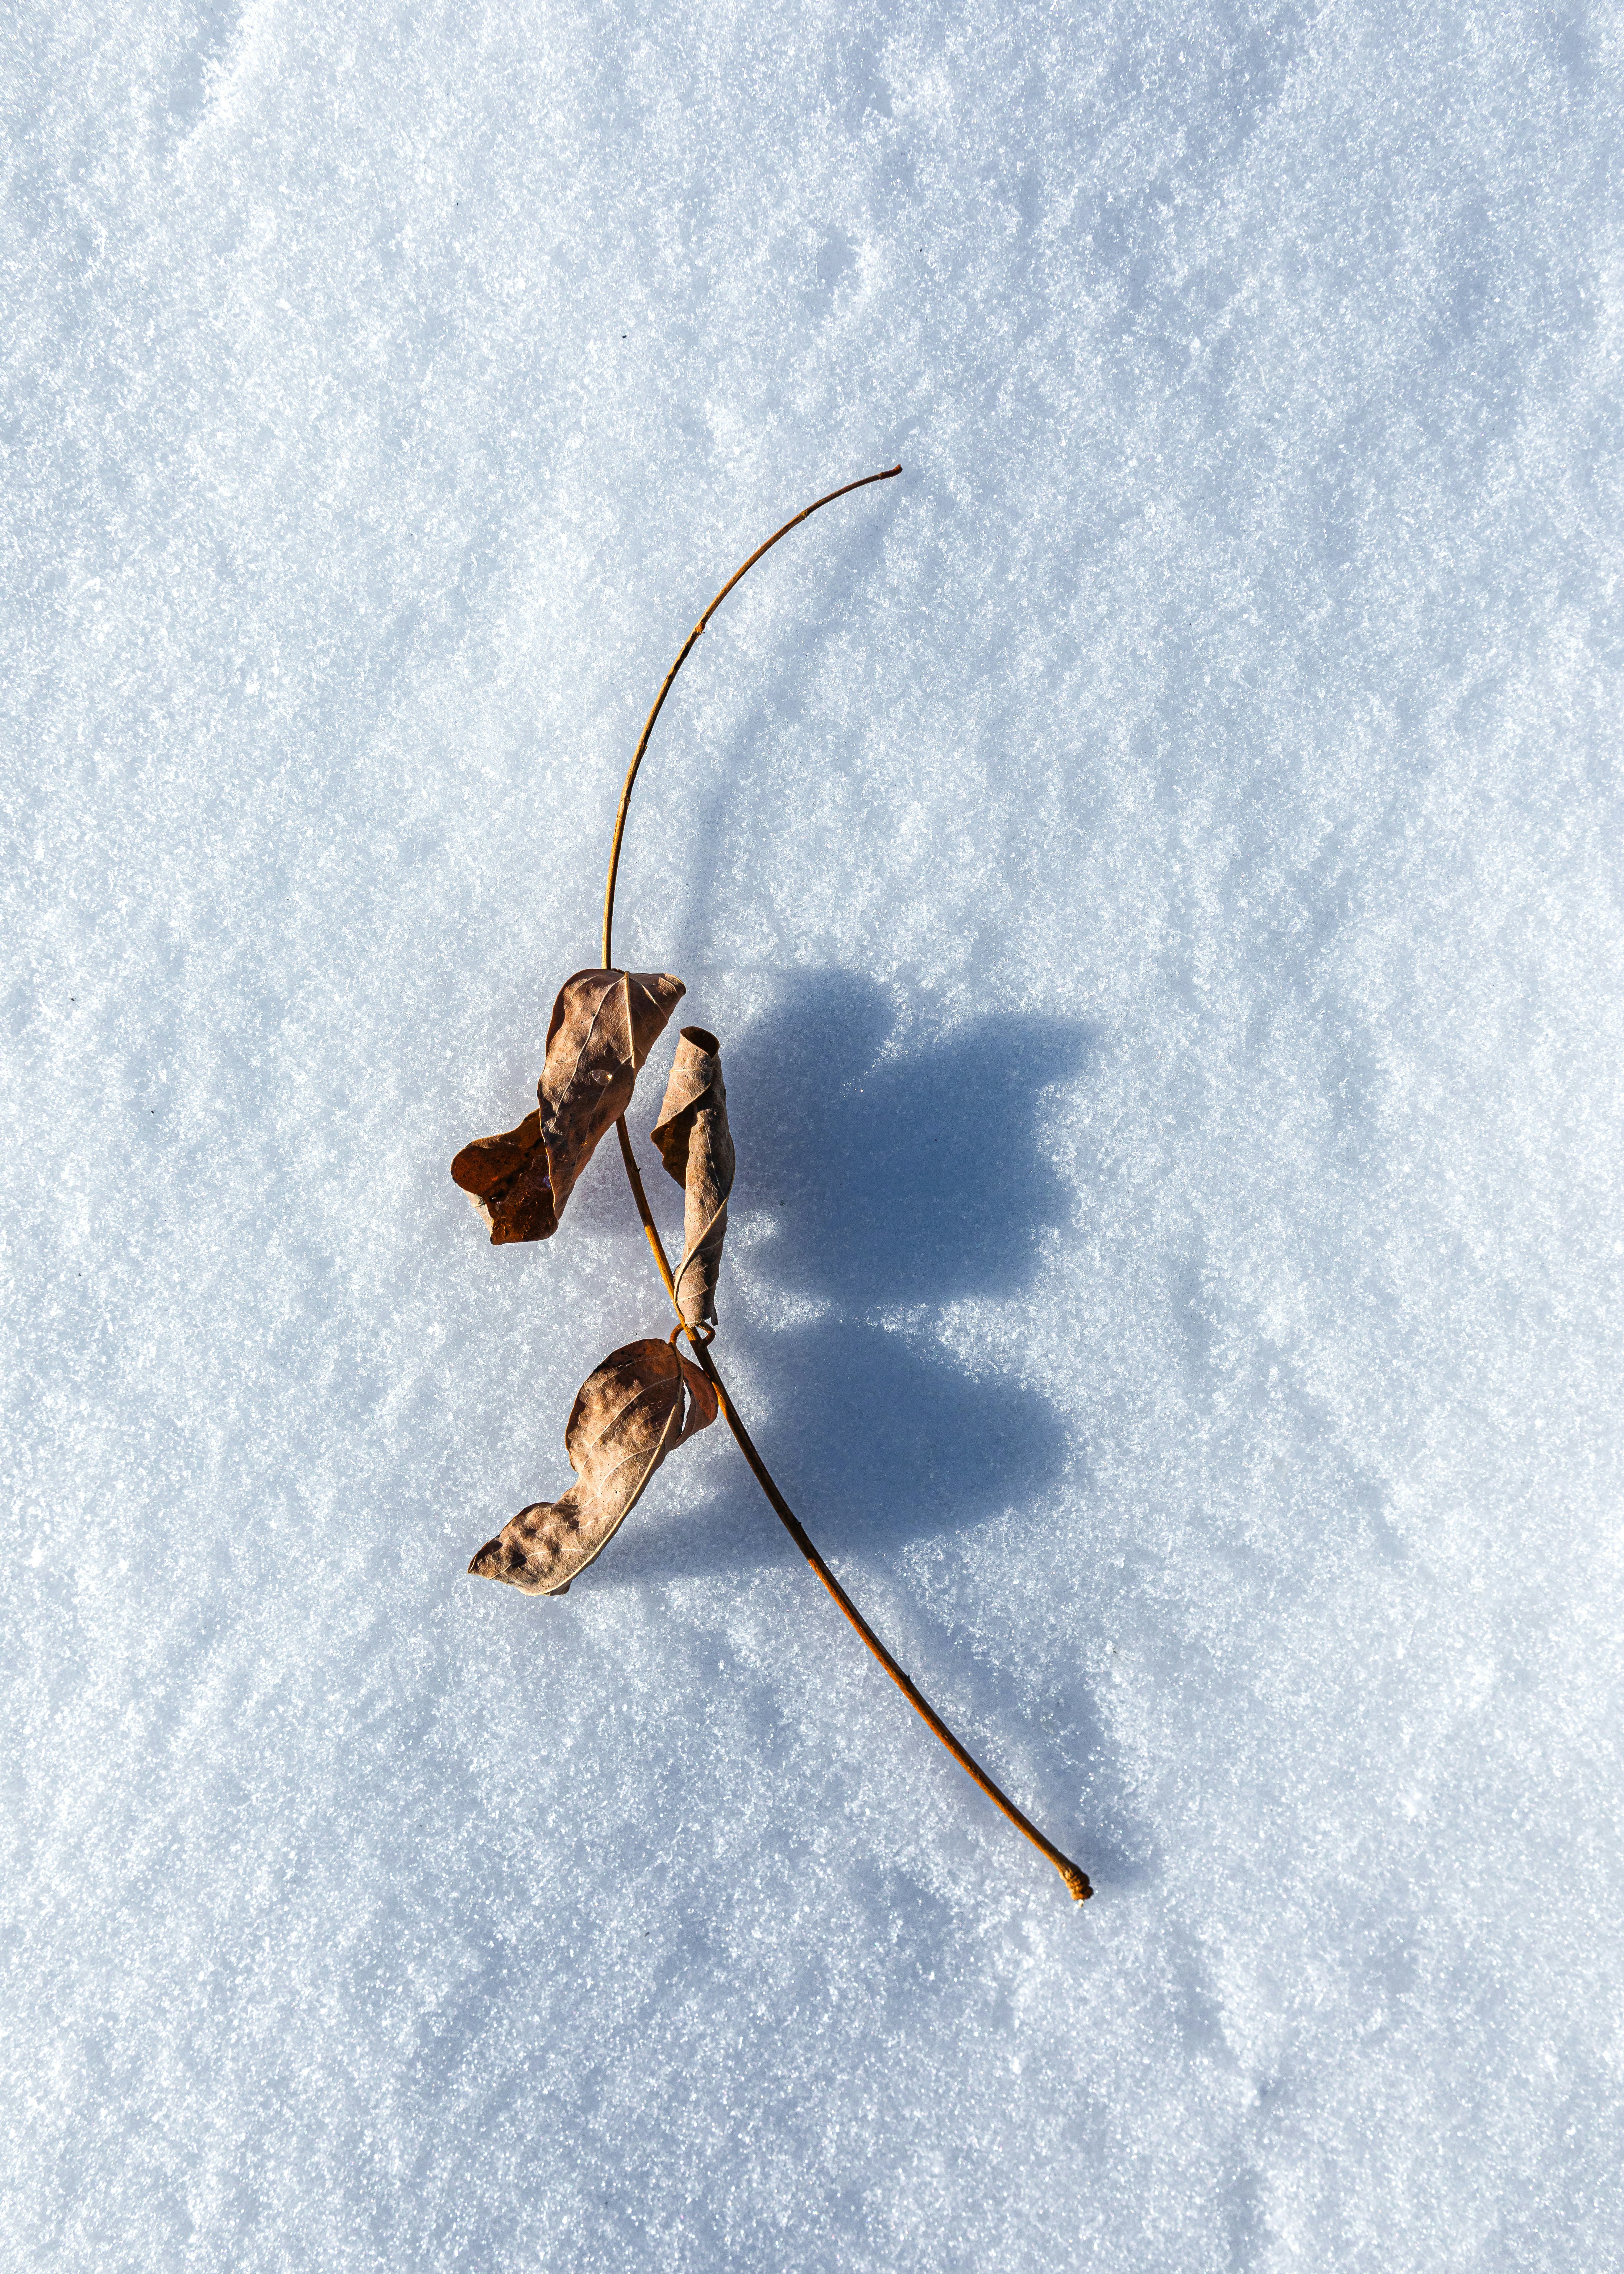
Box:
[4,1,1623,2267]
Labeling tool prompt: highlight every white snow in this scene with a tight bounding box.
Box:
[4,1,1622,2267]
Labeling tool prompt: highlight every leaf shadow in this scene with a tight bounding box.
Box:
[736,967,1087,1312]
[608,969,1090,1583]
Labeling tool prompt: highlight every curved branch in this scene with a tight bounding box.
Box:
[602,468,1092,1905]
[602,464,901,968]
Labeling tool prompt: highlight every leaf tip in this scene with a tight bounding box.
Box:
[468,1506,581,1593]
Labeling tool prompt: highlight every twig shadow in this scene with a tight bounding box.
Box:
[594,969,1155,1890]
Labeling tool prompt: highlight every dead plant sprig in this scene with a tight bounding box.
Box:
[456,467,1091,1905]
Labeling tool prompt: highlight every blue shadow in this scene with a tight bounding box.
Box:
[608,970,1094,1572]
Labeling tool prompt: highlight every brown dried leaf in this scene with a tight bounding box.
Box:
[650,1026,736,1329]
[451,967,685,1243]
[468,1337,719,1594]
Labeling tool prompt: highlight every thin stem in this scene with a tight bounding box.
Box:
[613,1124,1092,1904]
[602,470,1091,1905]
[602,464,902,969]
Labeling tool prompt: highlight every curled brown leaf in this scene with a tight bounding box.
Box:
[650,1026,735,1329]
[451,968,684,1243]
[468,1337,718,1595]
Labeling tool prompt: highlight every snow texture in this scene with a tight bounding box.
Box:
[4,2,1622,2267]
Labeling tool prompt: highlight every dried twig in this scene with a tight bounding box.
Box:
[598,469,1092,1905]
